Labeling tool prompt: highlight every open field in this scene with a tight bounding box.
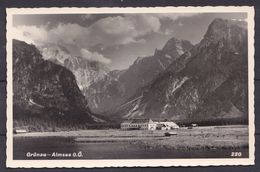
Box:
[14,125,248,151]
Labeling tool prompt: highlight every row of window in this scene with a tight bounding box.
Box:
[121,124,149,128]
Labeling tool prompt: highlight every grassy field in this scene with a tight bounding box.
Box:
[14,125,248,151]
[134,126,249,150]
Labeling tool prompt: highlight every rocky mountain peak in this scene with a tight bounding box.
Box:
[203,18,247,45]
[85,36,194,114]
[40,45,109,90]
[204,18,230,38]
[114,18,248,125]
[162,37,193,57]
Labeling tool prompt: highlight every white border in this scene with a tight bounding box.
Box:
[6,6,255,168]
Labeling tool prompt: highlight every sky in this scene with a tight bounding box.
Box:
[13,13,247,70]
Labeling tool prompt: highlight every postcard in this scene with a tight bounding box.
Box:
[6,6,255,168]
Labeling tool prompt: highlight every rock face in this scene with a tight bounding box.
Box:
[40,45,109,90]
[115,18,248,124]
[13,40,105,131]
[85,38,193,113]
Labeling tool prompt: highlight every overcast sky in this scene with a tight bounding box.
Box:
[13,13,247,70]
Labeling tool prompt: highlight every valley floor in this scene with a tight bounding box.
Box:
[14,125,248,151]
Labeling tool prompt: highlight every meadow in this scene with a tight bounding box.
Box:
[14,125,248,151]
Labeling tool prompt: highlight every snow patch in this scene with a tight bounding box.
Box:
[135,56,145,64]
[158,59,166,70]
[161,103,170,115]
[92,98,98,108]
[28,98,44,108]
[165,54,172,59]
[123,95,145,118]
[176,44,184,55]
[170,76,189,94]
[119,94,143,109]
[124,104,146,118]
[132,102,140,111]
[177,49,184,55]
[91,115,106,123]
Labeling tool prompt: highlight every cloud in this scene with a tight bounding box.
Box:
[14,13,197,48]
[80,14,93,21]
[155,13,198,21]
[13,23,89,46]
[164,29,174,35]
[48,23,89,45]
[231,18,247,22]
[12,13,198,66]
[14,14,163,49]
[80,48,111,64]
[13,13,199,48]
[178,22,184,27]
[49,23,89,47]
[13,25,48,45]
[87,15,161,45]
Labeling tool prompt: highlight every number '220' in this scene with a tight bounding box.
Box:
[231,152,242,157]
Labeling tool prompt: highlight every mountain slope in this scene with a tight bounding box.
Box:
[13,39,105,131]
[85,38,193,113]
[40,45,109,90]
[115,18,248,124]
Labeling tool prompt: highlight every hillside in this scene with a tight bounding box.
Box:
[13,39,106,131]
[114,18,248,125]
[85,38,193,113]
[40,45,109,90]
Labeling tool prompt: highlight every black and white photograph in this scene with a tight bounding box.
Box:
[6,7,255,167]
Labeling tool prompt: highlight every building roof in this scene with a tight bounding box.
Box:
[121,118,154,124]
[156,123,167,127]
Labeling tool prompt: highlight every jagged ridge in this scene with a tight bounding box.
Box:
[114,18,248,125]
[85,38,193,114]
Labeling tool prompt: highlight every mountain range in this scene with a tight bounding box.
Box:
[85,37,193,113]
[13,18,249,129]
[112,18,248,124]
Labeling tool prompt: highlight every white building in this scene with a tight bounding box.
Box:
[120,119,179,130]
[14,129,27,134]
[191,123,198,127]
[154,121,179,130]
[120,119,157,130]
